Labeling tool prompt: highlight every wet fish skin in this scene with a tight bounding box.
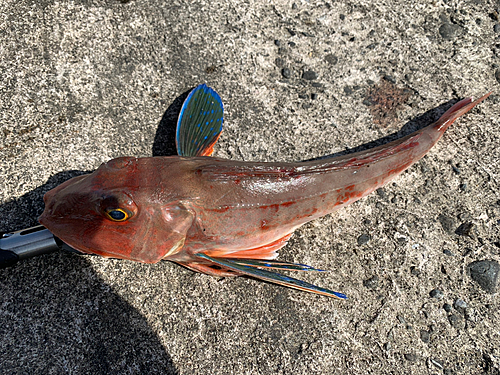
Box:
[38,93,490,298]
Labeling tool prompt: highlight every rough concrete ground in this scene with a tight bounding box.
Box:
[0,0,499,374]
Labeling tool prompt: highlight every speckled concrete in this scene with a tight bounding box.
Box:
[1,1,499,374]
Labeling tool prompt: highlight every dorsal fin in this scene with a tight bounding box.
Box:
[176,84,224,157]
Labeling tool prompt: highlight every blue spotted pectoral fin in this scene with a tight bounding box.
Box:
[176,84,224,157]
[195,253,347,299]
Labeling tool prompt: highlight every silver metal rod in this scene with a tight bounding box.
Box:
[0,225,84,268]
[1,225,61,260]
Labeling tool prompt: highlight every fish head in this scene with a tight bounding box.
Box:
[39,157,194,262]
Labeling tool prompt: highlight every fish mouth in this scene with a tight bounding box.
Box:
[37,213,99,256]
[38,201,66,231]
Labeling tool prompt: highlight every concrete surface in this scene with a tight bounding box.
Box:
[1,0,499,374]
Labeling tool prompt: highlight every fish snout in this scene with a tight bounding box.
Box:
[39,196,63,226]
[40,184,68,219]
[42,187,57,205]
[42,174,88,204]
[39,174,93,227]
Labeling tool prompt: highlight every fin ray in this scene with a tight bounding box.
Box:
[195,253,347,299]
[231,258,326,271]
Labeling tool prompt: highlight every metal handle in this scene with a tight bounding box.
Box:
[0,225,62,269]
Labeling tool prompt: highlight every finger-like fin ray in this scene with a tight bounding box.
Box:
[195,253,347,299]
[231,258,326,271]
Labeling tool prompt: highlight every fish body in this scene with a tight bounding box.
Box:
[39,87,490,298]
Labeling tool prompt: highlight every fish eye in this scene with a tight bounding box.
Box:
[104,208,130,222]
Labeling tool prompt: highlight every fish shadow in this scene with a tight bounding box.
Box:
[152,88,193,157]
[0,171,178,374]
[305,99,459,161]
[0,87,196,373]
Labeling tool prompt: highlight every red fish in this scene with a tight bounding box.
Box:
[38,85,490,298]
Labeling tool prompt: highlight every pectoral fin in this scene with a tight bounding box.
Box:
[195,253,347,299]
[130,202,194,263]
[176,84,224,157]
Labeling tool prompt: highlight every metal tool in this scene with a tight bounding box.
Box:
[0,225,80,269]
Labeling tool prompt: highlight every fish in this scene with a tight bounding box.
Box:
[38,84,490,298]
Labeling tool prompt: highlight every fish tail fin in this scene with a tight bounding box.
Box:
[434,92,491,132]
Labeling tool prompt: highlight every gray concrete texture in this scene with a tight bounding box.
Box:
[0,0,499,374]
